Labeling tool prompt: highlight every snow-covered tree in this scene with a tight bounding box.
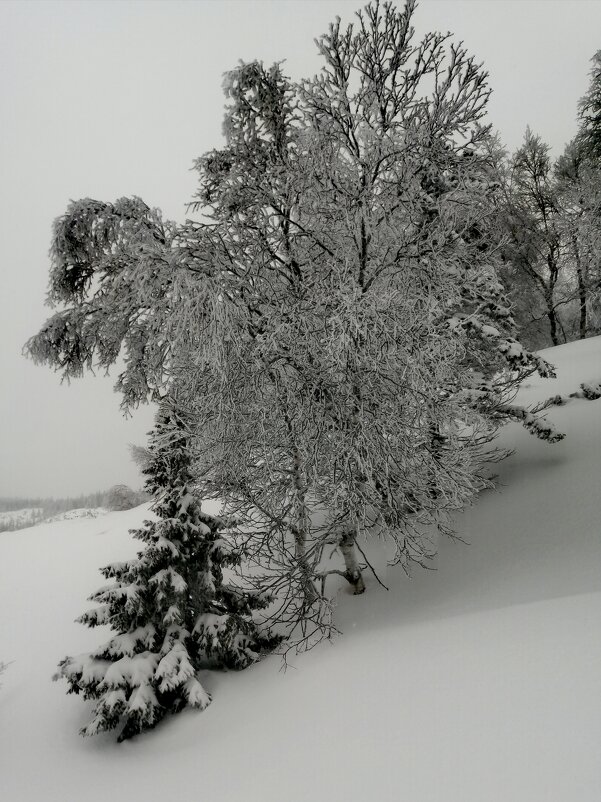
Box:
[578,50,601,164]
[184,1,561,641]
[129,443,153,472]
[495,50,601,347]
[24,197,177,409]
[555,140,601,338]
[28,1,561,655]
[55,401,269,740]
[498,129,568,347]
[550,53,601,340]
[105,484,144,511]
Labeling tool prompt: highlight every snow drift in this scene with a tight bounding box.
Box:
[1,337,600,802]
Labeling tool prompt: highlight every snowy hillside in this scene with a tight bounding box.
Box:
[42,507,107,524]
[0,507,44,531]
[0,504,109,533]
[1,338,600,802]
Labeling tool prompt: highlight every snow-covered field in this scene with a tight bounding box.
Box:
[1,338,600,802]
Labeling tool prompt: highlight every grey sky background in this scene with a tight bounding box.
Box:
[1,0,600,498]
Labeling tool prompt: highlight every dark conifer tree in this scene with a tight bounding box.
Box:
[578,51,601,164]
[55,400,269,740]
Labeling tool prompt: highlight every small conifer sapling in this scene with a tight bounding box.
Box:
[55,401,270,740]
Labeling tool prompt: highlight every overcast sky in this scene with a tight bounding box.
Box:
[1,0,600,498]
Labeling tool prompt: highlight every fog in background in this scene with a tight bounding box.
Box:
[1,0,600,497]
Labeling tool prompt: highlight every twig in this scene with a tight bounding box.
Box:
[355,540,389,591]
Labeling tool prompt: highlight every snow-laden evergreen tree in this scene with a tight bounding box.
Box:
[55,401,269,740]
[578,50,601,164]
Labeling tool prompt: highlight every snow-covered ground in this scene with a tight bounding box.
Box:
[42,507,107,524]
[0,506,107,532]
[1,338,600,802]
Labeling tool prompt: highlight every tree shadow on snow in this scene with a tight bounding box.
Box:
[336,448,601,635]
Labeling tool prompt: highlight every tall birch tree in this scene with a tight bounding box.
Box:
[27,1,560,656]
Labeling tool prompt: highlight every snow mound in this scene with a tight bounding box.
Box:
[0,341,600,802]
[43,507,108,524]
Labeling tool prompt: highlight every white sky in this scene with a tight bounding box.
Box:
[1,0,600,498]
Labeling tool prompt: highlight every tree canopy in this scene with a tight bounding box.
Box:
[27,0,576,739]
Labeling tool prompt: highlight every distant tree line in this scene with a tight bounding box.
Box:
[0,486,149,532]
[0,492,106,516]
[491,51,601,348]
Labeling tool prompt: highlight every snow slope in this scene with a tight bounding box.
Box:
[42,507,107,524]
[1,338,600,802]
[0,506,107,533]
[0,507,44,531]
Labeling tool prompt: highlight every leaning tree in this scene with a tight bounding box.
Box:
[28,0,562,672]
[178,1,562,640]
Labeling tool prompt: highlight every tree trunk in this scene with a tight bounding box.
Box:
[281,400,318,605]
[572,234,588,339]
[577,266,588,339]
[293,518,318,604]
[428,420,445,499]
[545,249,561,346]
[339,526,366,595]
[545,287,559,346]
